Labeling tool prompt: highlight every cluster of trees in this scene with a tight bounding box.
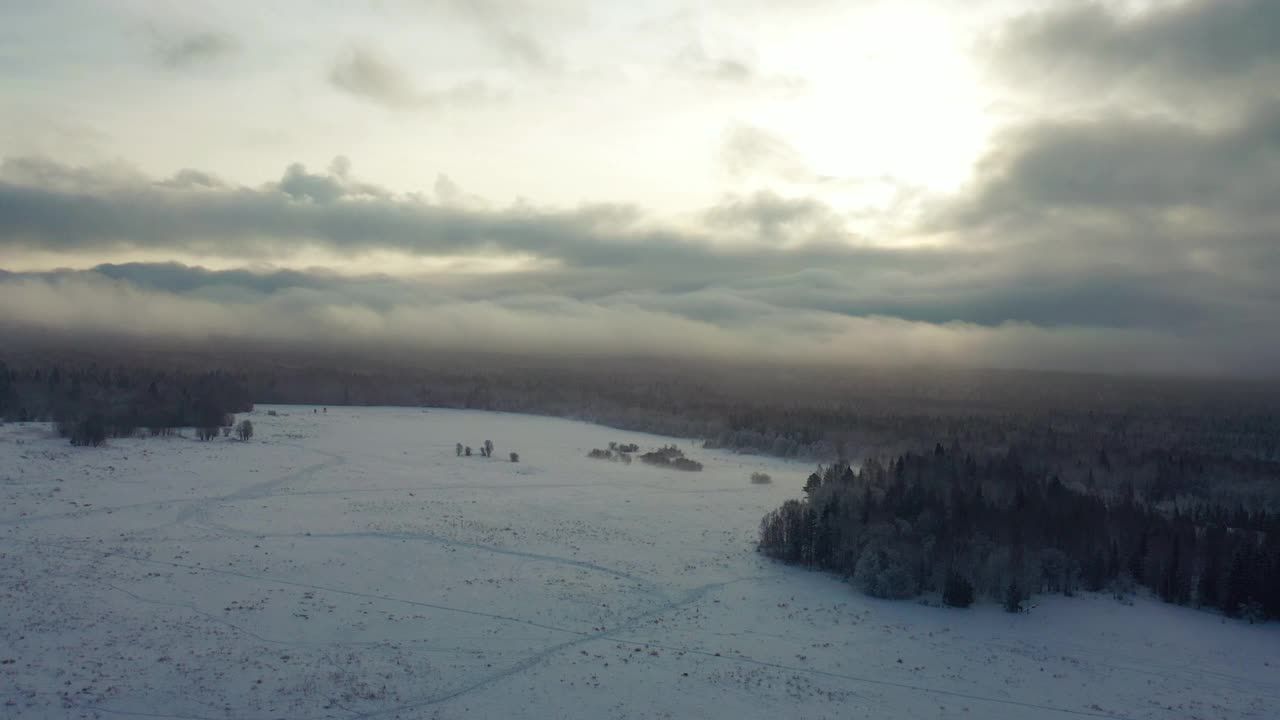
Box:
[759,445,1280,620]
[638,445,703,472]
[588,447,633,464]
[588,441,640,464]
[456,439,518,461]
[585,442,704,471]
[1,361,253,444]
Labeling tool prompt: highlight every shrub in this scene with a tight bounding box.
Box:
[750,472,772,484]
[943,571,975,608]
[236,419,254,441]
[510,452,519,462]
[70,413,107,447]
[671,457,703,472]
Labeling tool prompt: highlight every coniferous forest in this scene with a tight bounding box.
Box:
[0,362,252,444]
[759,446,1280,620]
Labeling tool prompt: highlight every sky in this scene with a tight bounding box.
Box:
[1,0,1278,375]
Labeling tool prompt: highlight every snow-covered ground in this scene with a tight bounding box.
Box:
[2,406,1277,720]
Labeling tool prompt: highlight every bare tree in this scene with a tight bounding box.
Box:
[456,442,463,457]
[484,439,494,457]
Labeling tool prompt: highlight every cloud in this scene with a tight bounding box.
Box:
[704,190,847,244]
[2,151,1278,375]
[945,103,1280,222]
[0,264,1269,376]
[991,0,1280,110]
[328,46,492,110]
[447,0,556,70]
[905,0,1280,365]
[154,31,238,69]
[720,124,812,182]
[0,155,880,280]
[931,0,1280,302]
[672,44,804,93]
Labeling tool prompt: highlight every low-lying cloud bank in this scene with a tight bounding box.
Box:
[0,264,1271,377]
[0,143,1275,374]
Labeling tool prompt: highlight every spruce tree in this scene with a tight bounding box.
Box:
[1003,580,1023,613]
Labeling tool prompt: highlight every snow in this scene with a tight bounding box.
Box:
[1,405,1277,719]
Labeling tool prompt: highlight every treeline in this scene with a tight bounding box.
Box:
[239,355,1280,509]
[759,445,1280,621]
[0,362,253,444]
[3,343,1279,513]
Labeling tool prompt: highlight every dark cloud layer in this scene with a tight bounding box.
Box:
[910,0,1280,374]
[994,0,1280,102]
[948,104,1280,221]
[0,150,1276,374]
[0,258,1266,376]
[975,0,1280,226]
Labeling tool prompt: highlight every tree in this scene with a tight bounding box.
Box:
[71,413,107,447]
[485,439,494,457]
[456,442,463,457]
[197,425,219,441]
[465,446,472,456]
[854,544,915,599]
[510,452,519,462]
[1003,580,1024,613]
[236,419,254,441]
[1224,549,1253,618]
[943,571,975,608]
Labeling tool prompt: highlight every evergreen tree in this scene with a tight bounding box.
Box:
[943,571,975,608]
[1003,580,1023,613]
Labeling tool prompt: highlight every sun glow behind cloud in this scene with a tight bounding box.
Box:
[768,5,993,193]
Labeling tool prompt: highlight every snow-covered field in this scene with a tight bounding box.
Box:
[2,406,1277,720]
